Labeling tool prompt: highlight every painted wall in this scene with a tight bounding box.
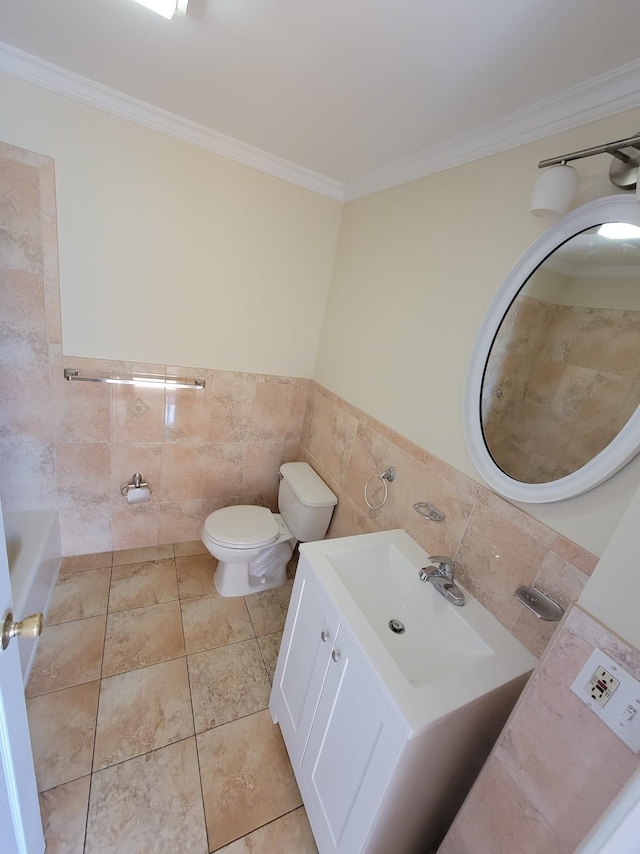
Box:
[0,72,342,378]
[315,107,640,555]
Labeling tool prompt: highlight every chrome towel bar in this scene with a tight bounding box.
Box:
[64,368,205,389]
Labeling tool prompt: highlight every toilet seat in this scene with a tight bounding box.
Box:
[203,505,280,549]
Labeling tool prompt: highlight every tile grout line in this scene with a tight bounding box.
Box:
[210,804,308,853]
[81,561,111,854]
[178,555,211,852]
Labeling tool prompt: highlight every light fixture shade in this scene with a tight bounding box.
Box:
[530,164,579,218]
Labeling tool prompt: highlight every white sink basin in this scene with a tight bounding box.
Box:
[301,529,536,733]
[327,541,491,687]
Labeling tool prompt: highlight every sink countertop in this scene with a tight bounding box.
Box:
[300,529,537,736]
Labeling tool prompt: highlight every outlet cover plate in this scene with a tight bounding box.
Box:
[571,648,640,754]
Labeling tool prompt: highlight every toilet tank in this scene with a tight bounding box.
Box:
[278,462,337,542]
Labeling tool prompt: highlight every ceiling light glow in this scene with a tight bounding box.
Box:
[597,223,640,240]
[132,0,187,19]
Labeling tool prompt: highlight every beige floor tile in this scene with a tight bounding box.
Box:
[217,807,318,853]
[27,681,99,792]
[181,593,254,654]
[188,639,271,732]
[245,580,294,636]
[85,738,208,854]
[176,553,218,599]
[93,657,194,770]
[60,551,112,574]
[257,631,283,683]
[102,600,185,677]
[174,539,208,557]
[27,616,106,697]
[108,558,178,612]
[112,543,174,566]
[39,776,91,854]
[47,567,111,624]
[197,709,302,850]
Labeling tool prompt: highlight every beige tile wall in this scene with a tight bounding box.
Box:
[439,606,640,852]
[301,381,598,658]
[0,142,308,555]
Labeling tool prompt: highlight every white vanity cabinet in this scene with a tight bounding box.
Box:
[270,559,407,854]
[269,533,536,854]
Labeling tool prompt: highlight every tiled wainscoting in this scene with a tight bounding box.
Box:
[0,141,309,556]
[27,542,316,854]
[301,382,598,659]
[439,606,640,852]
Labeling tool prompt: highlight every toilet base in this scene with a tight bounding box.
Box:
[214,559,288,597]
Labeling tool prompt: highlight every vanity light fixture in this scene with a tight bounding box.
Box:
[132,0,188,19]
[530,132,640,218]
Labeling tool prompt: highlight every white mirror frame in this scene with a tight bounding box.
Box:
[464,195,640,503]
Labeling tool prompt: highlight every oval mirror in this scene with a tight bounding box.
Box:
[464,196,640,503]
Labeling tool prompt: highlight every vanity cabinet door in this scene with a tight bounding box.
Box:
[300,626,405,854]
[269,563,340,766]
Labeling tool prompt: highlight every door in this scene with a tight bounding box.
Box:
[270,563,340,766]
[0,501,44,854]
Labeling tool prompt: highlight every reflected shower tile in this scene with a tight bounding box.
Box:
[0,226,43,273]
[0,268,47,330]
[0,157,41,234]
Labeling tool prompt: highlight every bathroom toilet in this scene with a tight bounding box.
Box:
[202,461,338,597]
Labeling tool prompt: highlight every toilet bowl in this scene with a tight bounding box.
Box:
[202,462,337,597]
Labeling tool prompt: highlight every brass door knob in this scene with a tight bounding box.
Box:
[2,611,44,651]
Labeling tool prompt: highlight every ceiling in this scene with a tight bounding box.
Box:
[2,0,640,198]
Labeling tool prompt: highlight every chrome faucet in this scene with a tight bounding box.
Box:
[418,555,465,606]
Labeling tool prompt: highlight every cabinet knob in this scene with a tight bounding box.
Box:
[331,649,341,662]
[321,630,330,643]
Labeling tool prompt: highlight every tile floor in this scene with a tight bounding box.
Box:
[27,541,318,854]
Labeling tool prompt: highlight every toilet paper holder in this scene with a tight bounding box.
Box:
[120,472,150,496]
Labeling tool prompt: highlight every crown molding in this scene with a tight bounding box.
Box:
[0,43,345,202]
[344,58,640,201]
[2,41,640,205]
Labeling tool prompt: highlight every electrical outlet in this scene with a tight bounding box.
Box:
[586,666,620,707]
[571,648,640,754]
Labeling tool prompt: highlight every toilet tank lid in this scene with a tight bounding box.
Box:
[280,462,338,508]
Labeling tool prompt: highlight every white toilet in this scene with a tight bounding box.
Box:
[202,461,338,597]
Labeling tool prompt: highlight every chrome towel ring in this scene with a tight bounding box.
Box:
[364,466,396,511]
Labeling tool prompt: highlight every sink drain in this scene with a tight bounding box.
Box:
[388,619,405,634]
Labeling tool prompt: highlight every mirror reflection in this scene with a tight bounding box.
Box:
[482,222,640,484]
